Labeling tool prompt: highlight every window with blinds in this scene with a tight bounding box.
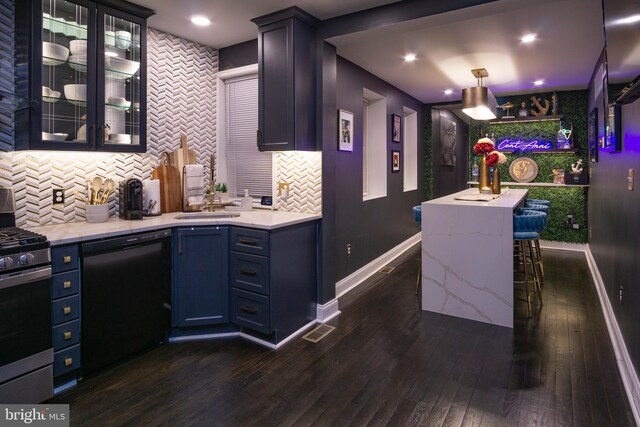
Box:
[224,75,272,198]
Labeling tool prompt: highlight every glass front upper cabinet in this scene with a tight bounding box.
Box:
[15,0,152,152]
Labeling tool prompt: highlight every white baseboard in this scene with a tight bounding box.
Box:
[316,299,340,323]
[585,245,640,425]
[335,232,421,299]
[539,240,587,252]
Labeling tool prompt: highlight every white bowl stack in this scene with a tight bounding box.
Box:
[108,133,131,144]
[42,42,69,66]
[64,84,87,105]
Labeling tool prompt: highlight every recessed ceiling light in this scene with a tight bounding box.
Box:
[534,79,544,86]
[444,89,453,95]
[191,16,211,26]
[521,33,537,43]
[404,53,416,62]
[615,14,640,25]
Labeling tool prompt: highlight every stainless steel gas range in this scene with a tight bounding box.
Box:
[0,188,53,403]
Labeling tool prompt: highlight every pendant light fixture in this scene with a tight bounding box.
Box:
[461,68,497,120]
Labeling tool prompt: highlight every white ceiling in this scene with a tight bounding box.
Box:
[127,0,605,104]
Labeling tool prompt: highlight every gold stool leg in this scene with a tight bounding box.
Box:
[520,240,532,318]
[534,238,544,285]
[528,240,543,307]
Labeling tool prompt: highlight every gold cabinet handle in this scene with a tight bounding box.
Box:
[63,281,71,289]
[65,357,73,367]
[63,306,71,315]
[63,331,72,340]
[63,256,71,264]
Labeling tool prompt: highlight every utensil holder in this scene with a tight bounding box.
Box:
[86,204,109,223]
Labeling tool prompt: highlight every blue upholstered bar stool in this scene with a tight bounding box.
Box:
[526,198,550,207]
[413,206,422,294]
[520,202,550,283]
[514,210,546,317]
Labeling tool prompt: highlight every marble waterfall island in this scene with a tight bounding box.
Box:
[421,188,528,328]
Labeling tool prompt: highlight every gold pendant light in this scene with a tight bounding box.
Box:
[461,68,497,120]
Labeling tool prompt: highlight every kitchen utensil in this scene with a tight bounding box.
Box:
[91,176,103,205]
[151,152,181,213]
[100,179,115,203]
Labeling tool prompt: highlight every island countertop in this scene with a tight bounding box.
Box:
[27,210,321,246]
[421,187,528,328]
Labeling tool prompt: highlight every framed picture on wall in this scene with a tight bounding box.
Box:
[588,107,598,162]
[392,114,401,143]
[338,109,354,152]
[391,150,400,173]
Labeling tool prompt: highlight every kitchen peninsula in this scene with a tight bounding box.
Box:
[421,188,528,328]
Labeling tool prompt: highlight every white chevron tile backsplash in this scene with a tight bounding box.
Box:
[1,17,320,226]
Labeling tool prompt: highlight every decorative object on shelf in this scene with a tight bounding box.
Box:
[391,150,400,173]
[571,159,584,174]
[509,157,539,182]
[530,95,550,116]
[551,168,565,184]
[588,107,598,162]
[518,102,529,117]
[392,114,401,143]
[461,68,497,120]
[552,91,558,115]
[473,137,495,193]
[338,109,354,152]
[498,101,515,118]
[485,150,507,194]
[440,116,457,166]
[561,127,573,149]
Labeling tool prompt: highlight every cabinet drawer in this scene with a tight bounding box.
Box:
[51,270,79,299]
[231,288,270,334]
[52,320,80,350]
[51,245,79,273]
[53,344,80,377]
[230,228,270,256]
[230,251,270,296]
[51,295,79,326]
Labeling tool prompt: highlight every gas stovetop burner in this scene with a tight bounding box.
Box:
[0,227,49,250]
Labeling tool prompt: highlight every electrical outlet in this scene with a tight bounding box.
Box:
[52,189,64,204]
[572,223,580,229]
[567,215,573,223]
[346,244,351,257]
[620,286,624,305]
[628,168,634,191]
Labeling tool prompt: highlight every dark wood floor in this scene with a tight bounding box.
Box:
[51,246,634,426]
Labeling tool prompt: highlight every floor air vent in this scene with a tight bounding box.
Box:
[378,266,395,274]
[302,324,335,343]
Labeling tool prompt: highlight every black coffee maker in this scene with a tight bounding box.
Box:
[119,178,144,220]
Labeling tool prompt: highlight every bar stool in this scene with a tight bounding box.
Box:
[519,203,549,283]
[413,205,422,294]
[526,198,550,207]
[513,210,546,317]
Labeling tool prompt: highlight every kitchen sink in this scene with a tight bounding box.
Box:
[174,212,241,220]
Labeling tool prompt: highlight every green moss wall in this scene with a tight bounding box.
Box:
[472,90,589,243]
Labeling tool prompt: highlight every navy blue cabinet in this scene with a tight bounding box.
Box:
[173,227,229,328]
[254,8,318,151]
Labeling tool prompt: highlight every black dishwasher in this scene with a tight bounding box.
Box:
[81,229,172,375]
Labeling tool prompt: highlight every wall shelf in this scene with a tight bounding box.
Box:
[489,114,563,124]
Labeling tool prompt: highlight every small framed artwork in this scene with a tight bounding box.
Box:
[392,114,401,143]
[588,107,598,162]
[338,109,354,152]
[391,150,400,173]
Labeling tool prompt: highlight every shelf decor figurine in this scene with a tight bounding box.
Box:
[498,101,515,118]
[518,102,529,117]
[473,137,495,193]
[530,95,550,116]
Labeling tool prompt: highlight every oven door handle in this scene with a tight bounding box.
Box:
[0,266,52,291]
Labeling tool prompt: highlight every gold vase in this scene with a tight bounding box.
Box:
[491,166,501,195]
[478,155,491,193]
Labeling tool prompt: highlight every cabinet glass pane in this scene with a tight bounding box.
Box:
[103,14,141,147]
[42,0,89,144]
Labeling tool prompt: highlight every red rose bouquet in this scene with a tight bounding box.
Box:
[473,137,495,156]
[485,150,506,167]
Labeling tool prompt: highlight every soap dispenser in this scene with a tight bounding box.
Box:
[241,189,252,210]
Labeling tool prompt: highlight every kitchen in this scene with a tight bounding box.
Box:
[1,0,640,425]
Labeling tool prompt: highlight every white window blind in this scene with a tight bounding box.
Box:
[225,75,272,198]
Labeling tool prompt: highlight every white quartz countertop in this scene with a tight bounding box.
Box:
[27,210,322,246]
[425,188,528,209]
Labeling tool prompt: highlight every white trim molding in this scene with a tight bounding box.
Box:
[335,232,421,298]
[539,240,587,252]
[316,299,341,323]
[585,244,640,425]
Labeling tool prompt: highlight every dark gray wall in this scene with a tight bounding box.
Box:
[218,39,258,71]
[333,56,425,281]
[587,53,640,375]
[431,109,468,198]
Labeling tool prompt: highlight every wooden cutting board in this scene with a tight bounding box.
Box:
[151,152,181,213]
[168,135,197,180]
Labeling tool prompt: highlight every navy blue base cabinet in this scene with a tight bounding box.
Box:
[173,227,229,328]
